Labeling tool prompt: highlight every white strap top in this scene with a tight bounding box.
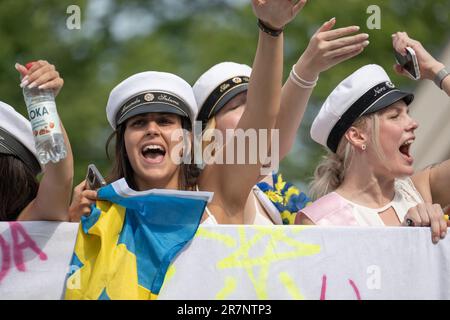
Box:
[196,185,219,225]
[335,177,424,226]
[196,185,283,225]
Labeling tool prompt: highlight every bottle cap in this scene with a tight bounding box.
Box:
[25,62,36,70]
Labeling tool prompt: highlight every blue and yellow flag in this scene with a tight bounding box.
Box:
[65,179,212,300]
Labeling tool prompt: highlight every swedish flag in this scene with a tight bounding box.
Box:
[65,179,212,300]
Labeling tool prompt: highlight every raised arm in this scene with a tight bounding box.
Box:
[392,32,449,96]
[394,32,450,207]
[16,61,74,221]
[199,0,305,220]
[278,18,369,160]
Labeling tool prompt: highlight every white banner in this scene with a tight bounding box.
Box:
[0,222,78,299]
[1,222,449,299]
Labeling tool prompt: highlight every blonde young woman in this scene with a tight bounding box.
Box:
[69,0,305,225]
[1,61,73,221]
[193,17,370,225]
[296,63,450,244]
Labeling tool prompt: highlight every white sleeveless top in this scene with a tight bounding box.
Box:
[202,204,219,225]
[195,185,219,225]
[197,185,283,225]
[333,178,424,226]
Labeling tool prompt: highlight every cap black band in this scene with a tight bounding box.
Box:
[326,81,398,153]
[116,91,190,126]
[0,127,41,176]
[197,76,250,124]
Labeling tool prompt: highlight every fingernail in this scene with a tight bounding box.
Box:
[14,63,20,70]
[22,75,29,82]
[330,17,336,21]
[363,40,370,46]
[441,231,446,239]
[20,81,28,88]
[38,85,45,89]
[28,82,38,89]
[433,236,439,244]
[354,26,360,30]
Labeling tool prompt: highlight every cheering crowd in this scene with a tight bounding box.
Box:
[1,0,450,244]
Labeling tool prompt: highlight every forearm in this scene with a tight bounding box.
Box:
[429,159,450,208]
[277,61,318,160]
[244,30,283,128]
[211,31,284,208]
[33,121,74,220]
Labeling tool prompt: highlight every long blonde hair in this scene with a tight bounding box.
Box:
[309,113,382,200]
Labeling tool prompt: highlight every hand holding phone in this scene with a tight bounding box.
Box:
[394,47,421,80]
[86,164,107,190]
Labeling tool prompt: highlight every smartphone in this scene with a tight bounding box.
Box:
[394,47,421,80]
[86,164,107,190]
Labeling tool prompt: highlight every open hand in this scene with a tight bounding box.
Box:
[296,18,369,78]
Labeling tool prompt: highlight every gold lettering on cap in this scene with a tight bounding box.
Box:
[158,94,180,106]
[373,86,387,96]
[122,97,142,113]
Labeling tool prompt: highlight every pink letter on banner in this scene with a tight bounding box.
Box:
[9,222,47,272]
[0,235,11,283]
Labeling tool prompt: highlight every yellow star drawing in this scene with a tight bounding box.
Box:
[198,225,321,299]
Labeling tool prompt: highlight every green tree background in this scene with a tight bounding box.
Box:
[1,0,449,191]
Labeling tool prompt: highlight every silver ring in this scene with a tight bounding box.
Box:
[406,218,414,226]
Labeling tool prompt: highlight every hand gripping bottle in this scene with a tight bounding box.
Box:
[22,62,67,164]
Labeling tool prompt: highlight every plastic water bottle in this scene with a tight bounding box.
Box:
[22,62,67,164]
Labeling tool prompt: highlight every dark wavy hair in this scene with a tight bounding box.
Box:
[105,116,199,191]
[0,154,39,221]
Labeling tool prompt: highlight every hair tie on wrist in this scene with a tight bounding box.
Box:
[289,65,318,89]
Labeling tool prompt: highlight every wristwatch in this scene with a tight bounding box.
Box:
[434,67,449,89]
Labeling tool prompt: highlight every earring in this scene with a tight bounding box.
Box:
[361,144,367,151]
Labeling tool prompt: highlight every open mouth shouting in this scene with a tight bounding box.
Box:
[398,137,414,164]
[141,144,167,164]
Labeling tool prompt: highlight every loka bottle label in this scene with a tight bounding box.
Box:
[26,100,62,142]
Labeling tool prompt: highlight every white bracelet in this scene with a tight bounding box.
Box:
[289,70,317,89]
[291,64,319,86]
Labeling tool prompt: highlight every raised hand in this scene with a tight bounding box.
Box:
[296,18,369,79]
[392,32,445,81]
[15,60,64,97]
[251,0,307,30]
